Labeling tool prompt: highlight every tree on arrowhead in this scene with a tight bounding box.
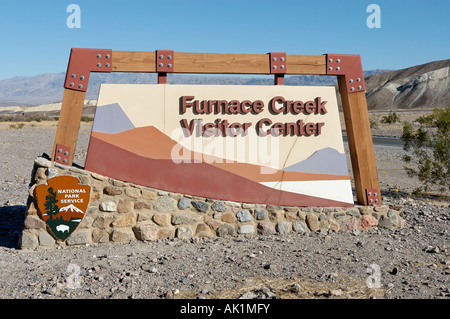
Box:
[44,187,60,220]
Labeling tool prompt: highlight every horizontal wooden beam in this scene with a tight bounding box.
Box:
[112,51,156,73]
[111,51,327,75]
[286,54,327,75]
[173,52,268,74]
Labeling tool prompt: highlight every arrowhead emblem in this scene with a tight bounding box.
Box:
[35,176,91,241]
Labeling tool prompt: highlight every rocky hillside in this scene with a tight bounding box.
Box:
[365,59,450,110]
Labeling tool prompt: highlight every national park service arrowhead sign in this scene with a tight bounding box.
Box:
[35,176,90,241]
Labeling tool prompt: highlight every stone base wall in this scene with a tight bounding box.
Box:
[20,157,405,249]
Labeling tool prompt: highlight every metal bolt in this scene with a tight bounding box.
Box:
[375,199,379,203]
[159,55,164,59]
[167,64,172,68]
[337,59,341,63]
[328,67,333,71]
[280,65,285,69]
[78,84,83,89]
[374,192,378,197]
[349,79,354,83]
[80,76,85,80]
[63,159,68,163]
[329,58,333,63]
[368,192,372,196]
[71,74,76,78]
[97,54,101,58]
[106,63,110,67]
[357,78,361,82]
[280,57,285,61]
[159,63,164,67]
[97,63,101,67]
[58,149,62,153]
[273,65,277,70]
[358,85,362,90]
[370,199,373,203]
[69,82,74,87]
[56,156,61,161]
[350,87,355,91]
[272,57,277,61]
[336,67,340,71]
[167,55,172,59]
[64,151,69,156]
[106,54,110,59]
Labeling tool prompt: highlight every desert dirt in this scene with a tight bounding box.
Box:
[0,117,448,300]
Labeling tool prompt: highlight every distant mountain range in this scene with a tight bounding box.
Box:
[0,70,388,107]
[0,58,448,110]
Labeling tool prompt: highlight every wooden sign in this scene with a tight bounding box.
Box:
[35,176,90,241]
[85,84,354,207]
[52,49,381,206]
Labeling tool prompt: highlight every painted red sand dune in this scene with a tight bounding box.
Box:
[85,135,353,207]
[91,126,350,183]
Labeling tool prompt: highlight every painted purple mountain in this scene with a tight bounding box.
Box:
[91,103,135,134]
[284,147,349,176]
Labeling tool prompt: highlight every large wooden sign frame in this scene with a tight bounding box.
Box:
[52,48,381,206]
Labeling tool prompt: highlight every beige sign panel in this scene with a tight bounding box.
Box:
[85,84,354,206]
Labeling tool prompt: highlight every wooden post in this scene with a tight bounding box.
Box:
[52,89,86,165]
[338,76,381,205]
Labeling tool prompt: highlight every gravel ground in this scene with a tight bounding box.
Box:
[0,122,448,300]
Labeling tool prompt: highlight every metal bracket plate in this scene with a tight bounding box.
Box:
[366,188,381,206]
[54,144,71,165]
[156,50,174,73]
[326,54,365,94]
[269,52,287,74]
[270,52,286,85]
[64,48,112,92]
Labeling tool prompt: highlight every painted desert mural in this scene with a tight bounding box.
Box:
[85,84,354,207]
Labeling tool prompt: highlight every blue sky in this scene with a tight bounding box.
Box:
[0,0,449,80]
